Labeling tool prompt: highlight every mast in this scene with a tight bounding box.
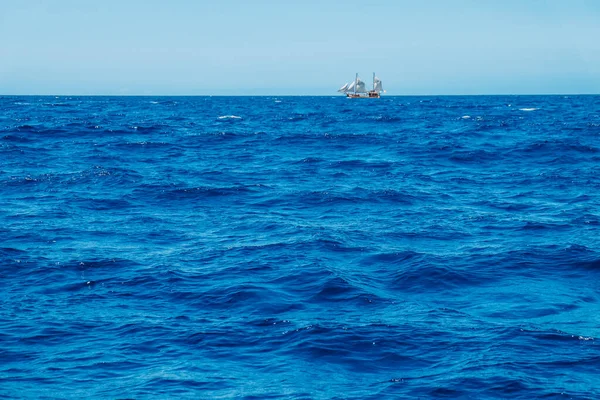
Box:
[354,73,358,95]
[373,72,375,91]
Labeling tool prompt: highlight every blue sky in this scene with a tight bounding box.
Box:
[1,0,599,95]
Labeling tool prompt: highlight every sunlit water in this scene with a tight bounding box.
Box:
[1,95,599,398]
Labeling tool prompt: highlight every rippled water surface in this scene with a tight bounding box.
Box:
[1,95,600,398]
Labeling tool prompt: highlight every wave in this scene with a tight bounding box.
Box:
[371,115,403,123]
[69,197,135,211]
[135,184,256,202]
[130,125,161,132]
[1,134,33,142]
[283,189,417,206]
[449,149,500,163]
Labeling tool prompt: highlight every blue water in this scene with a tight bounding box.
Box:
[1,95,599,398]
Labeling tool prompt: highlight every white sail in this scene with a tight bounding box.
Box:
[374,77,383,92]
[355,79,367,93]
[338,83,349,92]
[346,81,356,92]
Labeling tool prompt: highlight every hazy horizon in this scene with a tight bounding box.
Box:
[2,0,599,96]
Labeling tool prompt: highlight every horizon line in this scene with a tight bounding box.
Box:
[2,93,599,97]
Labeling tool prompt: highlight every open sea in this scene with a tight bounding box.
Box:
[1,95,599,399]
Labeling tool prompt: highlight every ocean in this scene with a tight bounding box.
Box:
[1,95,599,398]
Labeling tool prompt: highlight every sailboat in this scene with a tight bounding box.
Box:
[338,73,384,98]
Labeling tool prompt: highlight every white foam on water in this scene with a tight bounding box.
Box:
[519,108,538,112]
[461,115,471,119]
[578,336,594,341]
[218,115,242,119]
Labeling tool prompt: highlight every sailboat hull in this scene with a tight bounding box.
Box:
[346,91,381,98]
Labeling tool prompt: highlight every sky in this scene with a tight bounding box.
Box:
[1,0,599,95]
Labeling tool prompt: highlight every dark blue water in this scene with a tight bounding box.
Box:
[1,95,599,398]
